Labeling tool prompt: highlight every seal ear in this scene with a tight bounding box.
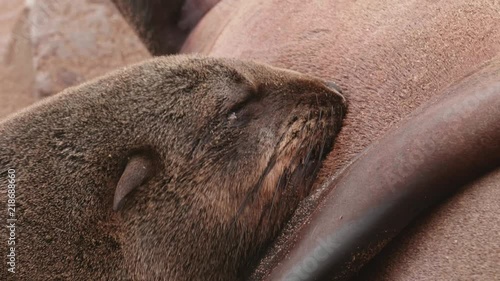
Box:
[113,154,156,211]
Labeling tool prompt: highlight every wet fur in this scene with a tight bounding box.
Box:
[0,55,345,280]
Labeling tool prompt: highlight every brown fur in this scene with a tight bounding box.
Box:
[0,55,346,280]
[183,1,500,279]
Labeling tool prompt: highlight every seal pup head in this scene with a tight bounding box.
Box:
[107,56,346,280]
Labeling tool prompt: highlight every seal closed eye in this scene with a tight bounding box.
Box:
[0,55,346,281]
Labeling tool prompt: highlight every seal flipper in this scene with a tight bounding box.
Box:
[113,154,155,211]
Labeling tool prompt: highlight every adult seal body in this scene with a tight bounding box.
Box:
[0,55,346,280]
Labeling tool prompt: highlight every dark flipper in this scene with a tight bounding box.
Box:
[111,0,220,55]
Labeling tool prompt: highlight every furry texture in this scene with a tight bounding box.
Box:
[0,55,346,280]
[182,0,500,279]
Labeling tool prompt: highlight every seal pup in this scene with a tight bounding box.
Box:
[0,55,346,280]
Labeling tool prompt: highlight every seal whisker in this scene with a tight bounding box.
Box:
[268,171,286,222]
[229,148,279,231]
[229,119,298,232]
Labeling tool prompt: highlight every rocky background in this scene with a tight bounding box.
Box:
[0,0,150,119]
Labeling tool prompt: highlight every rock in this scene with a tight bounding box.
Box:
[0,0,151,118]
[0,0,36,119]
[0,1,27,63]
[27,0,150,98]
